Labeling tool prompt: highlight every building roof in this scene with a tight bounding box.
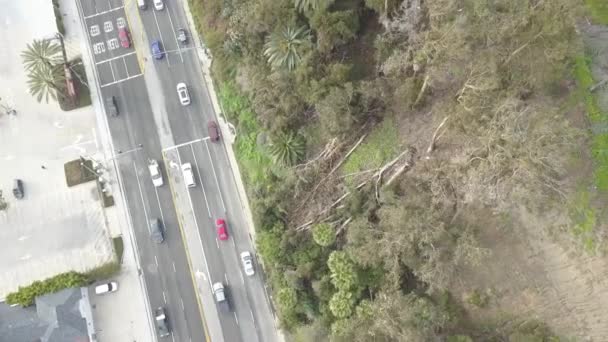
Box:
[0,288,91,342]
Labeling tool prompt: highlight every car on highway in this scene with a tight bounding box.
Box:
[177,28,187,44]
[176,83,191,106]
[151,40,164,59]
[155,307,170,337]
[240,251,255,276]
[208,121,220,142]
[137,0,147,9]
[105,96,118,117]
[150,218,164,243]
[12,179,24,199]
[95,281,118,295]
[118,28,131,48]
[216,218,229,241]
[181,163,196,187]
[148,159,163,187]
[212,282,230,312]
[153,0,164,10]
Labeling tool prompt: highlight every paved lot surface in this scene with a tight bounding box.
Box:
[0,0,114,298]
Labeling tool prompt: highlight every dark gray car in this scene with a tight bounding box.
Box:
[105,96,118,117]
[150,218,164,243]
[12,179,24,199]
[155,307,170,337]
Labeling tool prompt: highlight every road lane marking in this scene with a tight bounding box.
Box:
[189,144,211,218]
[95,51,137,65]
[215,238,219,249]
[108,61,116,82]
[155,255,159,266]
[224,273,228,284]
[154,186,165,229]
[165,2,184,63]
[173,262,177,273]
[123,57,129,77]
[250,309,255,322]
[171,332,176,342]
[100,73,143,88]
[233,312,239,325]
[151,6,171,65]
[162,137,207,151]
[204,140,226,212]
[181,298,185,310]
[239,271,244,285]
[163,291,167,304]
[133,162,151,234]
[84,5,124,19]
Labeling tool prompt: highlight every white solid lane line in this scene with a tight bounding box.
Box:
[100,73,143,88]
[205,139,226,212]
[163,291,167,304]
[233,312,239,326]
[154,185,165,229]
[161,137,208,152]
[155,255,159,266]
[108,61,116,82]
[181,298,185,310]
[95,51,137,65]
[133,162,151,234]
[123,57,129,77]
[189,144,211,217]
[83,5,124,19]
[224,273,229,284]
[216,238,220,249]
[165,2,184,63]
[250,309,255,322]
[173,262,176,273]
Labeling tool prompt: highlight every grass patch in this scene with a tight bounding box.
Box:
[570,190,598,252]
[64,158,97,187]
[586,0,608,24]
[341,117,400,177]
[58,59,92,111]
[219,82,272,187]
[112,236,124,263]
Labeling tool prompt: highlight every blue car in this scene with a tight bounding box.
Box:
[151,40,164,60]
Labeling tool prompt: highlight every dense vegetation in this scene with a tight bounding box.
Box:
[190,0,601,340]
[6,271,88,307]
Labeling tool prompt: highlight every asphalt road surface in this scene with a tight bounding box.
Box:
[74,0,277,341]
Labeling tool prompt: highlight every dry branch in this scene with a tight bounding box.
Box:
[426,115,450,156]
[503,31,543,65]
[413,75,430,107]
[590,78,608,93]
[335,217,353,236]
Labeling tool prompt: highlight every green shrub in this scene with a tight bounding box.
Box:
[6,271,88,307]
[466,289,490,308]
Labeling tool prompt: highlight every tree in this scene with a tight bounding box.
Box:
[312,223,335,246]
[329,290,356,318]
[316,83,360,137]
[294,0,334,13]
[310,10,360,54]
[327,251,357,291]
[277,286,298,310]
[26,64,66,103]
[0,190,8,211]
[21,39,63,72]
[256,223,286,267]
[264,26,311,70]
[268,131,306,166]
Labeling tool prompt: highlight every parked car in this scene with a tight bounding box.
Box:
[12,179,24,199]
[150,218,164,243]
[240,251,255,276]
[95,281,118,295]
[216,218,228,241]
[177,28,187,44]
[181,163,195,188]
[151,40,164,59]
[153,0,164,10]
[207,121,220,142]
[176,83,191,106]
[155,307,170,337]
[118,28,131,48]
[212,282,230,312]
[105,96,118,117]
[148,159,163,187]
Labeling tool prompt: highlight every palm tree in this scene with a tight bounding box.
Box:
[294,0,334,13]
[269,131,306,166]
[26,65,65,103]
[21,39,63,72]
[263,26,310,70]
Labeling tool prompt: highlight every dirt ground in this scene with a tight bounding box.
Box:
[444,23,608,341]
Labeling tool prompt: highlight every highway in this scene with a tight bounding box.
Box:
[73,0,277,341]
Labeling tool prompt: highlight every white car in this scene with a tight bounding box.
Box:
[148,159,163,187]
[176,82,190,106]
[181,162,196,187]
[95,281,118,295]
[240,251,255,276]
[153,0,164,10]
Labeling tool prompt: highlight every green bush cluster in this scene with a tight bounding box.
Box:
[6,271,88,307]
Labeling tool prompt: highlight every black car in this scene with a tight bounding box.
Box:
[105,96,119,117]
[150,218,164,243]
[12,179,24,199]
[155,307,170,337]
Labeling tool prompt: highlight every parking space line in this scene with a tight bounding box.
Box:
[166,3,184,63]
[123,57,130,77]
[84,5,124,19]
[96,52,137,65]
[189,144,211,217]
[176,151,213,287]
[108,61,116,82]
[151,7,171,65]
[133,162,151,234]
[204,140,226,212]
[100,73,143,88]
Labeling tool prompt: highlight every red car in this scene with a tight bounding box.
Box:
[216,218,228,241]
[119,28,131,48]
[208,121,220,142]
